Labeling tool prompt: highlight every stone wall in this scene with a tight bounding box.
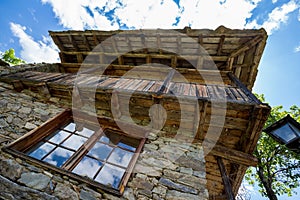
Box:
[0,63,61,76]
[0,67,209,200]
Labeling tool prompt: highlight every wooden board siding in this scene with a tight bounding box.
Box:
[1,71,255,104]
[49,26,268,90]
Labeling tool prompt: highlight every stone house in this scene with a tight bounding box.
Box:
[0,26,270,200]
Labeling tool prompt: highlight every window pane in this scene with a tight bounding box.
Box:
[95,164,125,189]
[76,127,95,137]
[99,136,110,143]
[107,148,134,167]
[43,147,74,167]
[61,135,87,151]
[47,130,70,144]
[72,156,102,179]
[102,131,120,145]
[27,142,56,160]
[117,138,139,151]
[88,143,113,161]
[63,122,76,132]
[272,124,297,143]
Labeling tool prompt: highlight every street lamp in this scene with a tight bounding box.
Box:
[264,115,300,152]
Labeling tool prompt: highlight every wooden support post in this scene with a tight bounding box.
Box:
[216,156,235,200]
[111,91,122,119]
[12,80,24,92]
[155,69,175,97]
[217,35,225,56]
[37,82,51,98]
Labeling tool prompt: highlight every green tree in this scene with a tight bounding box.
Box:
[1,48,25,66]
[245,94,300,200]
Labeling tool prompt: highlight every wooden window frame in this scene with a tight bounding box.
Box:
[3,109,146,195]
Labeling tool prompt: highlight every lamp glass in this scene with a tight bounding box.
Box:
[271,123,298,143]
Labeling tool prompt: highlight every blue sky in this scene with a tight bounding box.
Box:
[0,0,300,198]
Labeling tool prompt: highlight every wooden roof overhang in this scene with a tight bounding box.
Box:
[49,26,267,90]
[0,27,270,199]
[0,67,270,199]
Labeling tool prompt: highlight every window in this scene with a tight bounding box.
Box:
[4,109,146,195]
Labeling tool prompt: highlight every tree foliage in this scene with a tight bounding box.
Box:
[1,48,25,66]
[245,94,300,200]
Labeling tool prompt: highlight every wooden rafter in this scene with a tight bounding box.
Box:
[217,35,225,56]
[216,156,235,200]
[205,144,258,167]
[229,35,263,58]
[82,34,92,51]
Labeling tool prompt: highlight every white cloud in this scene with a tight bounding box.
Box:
[114,0,179,29]
[41,0,119,30]
[298,8,300,21]
[177,0,262,29]
[295,44,300,52]
[10,22,59,63]
[247,0,299,34]
[40,0,264,30]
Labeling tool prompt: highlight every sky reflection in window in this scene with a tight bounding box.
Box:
[61,135,87,150]
[88,142,113,160]
[48,130,70,144]
[107,148,134,167]
[72,156,102,179]
[117,140,136,151]
[95,164,125,189]
[76,127,95,137]
[28,142,55,160]
[63,122,76,132]
[43,147,73,167]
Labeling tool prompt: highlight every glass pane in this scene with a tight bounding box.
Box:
[27,142,55,160]
[290,123,300,137]
[95,164,125,189]
[43,147,73,167]
[88,142,113,161]
[102,131,120,145]
[107,148,134,167]
[272,123,297,143]
[61,135,88,151]
[76,127,95,137]
[72,156,102,179]
[117,138,139,151]
[63,122,76,132]
[99,136,110,143]
[47,130,70,144]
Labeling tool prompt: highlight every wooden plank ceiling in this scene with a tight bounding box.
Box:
[49,26,268,90]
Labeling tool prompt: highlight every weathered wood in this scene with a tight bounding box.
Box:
[7,109,72,152]
[12,80,24,92]
[216,157,235,200]
[204,144,258,166]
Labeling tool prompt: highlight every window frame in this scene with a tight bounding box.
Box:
[3,109,146,195]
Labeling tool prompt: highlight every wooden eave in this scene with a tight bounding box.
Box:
[49,26,268,90]
[0,26,270,199]
[0,67,271,198]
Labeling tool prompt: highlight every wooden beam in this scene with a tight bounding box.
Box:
[204,143,258,167]
[229,35,263,58]
[68,35,78,51]
[36,82,51,98]
[216,156,235,200]
[227,72,261,104]
[12,80,24,92]
[82,34,92,51]
[155,69,175,96]
[60,51,228,62]
[217,35,225,56]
